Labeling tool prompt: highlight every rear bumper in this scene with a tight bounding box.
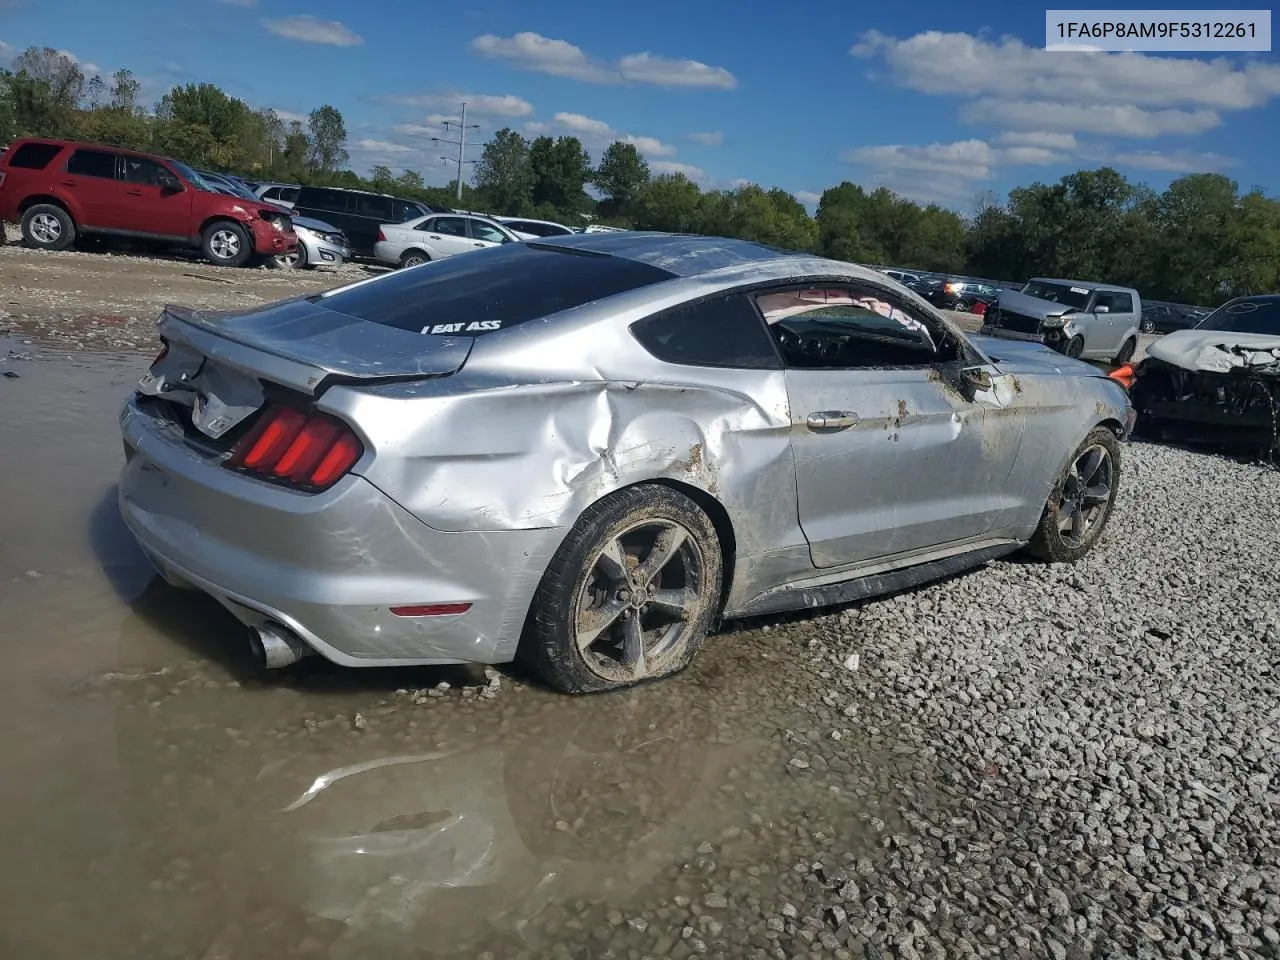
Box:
[117,396,563,667]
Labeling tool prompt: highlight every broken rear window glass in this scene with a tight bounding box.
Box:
[1196,298,1280,336]
[315,243,676,335]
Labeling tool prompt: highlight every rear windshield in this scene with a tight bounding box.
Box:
[315,242,676,335]
[1197,299,1280,336]
[6,142,62,169]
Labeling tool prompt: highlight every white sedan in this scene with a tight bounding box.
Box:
[372,213,521,268]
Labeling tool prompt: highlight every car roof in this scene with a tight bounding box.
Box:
[299,184,421,202]
[1030,277,1136,293]
[525,231,888,283]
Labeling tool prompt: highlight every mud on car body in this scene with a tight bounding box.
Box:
[118,232,1132,693]
[1131,295,1280,457]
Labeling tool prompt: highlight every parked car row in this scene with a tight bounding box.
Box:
[0,137,299,267]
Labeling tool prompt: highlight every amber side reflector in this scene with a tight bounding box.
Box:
[389,603,473,618]
[1109,364,1136,390]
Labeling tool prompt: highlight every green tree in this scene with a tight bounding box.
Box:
[78,105,151,150]
[529,135,593,214]
[0,71,15,144]
[280,120,311,180]
[8,47,84,137]
[307,105,348,172]
[110,69,141,113]
[396,169,425,192]
[593,140,650,214]
[634,172,702,232]
[84,75,105,110]
[474,128,534,215]
[154,83,250,168]
[370,165,395,191]
[815,182,881,264]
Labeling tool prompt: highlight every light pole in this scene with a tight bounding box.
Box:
[431,101,481,204]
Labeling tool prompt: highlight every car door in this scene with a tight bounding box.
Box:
[419,216,473,258]
[60,147,125,229]
[1088,292,1125,354]
[119,155,193,238]
[1107,291,1137,347]
[759,283,1026,569]
[467,218,513,250]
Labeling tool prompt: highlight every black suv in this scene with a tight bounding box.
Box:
[292,187,440,257]
[918,279,1000,313]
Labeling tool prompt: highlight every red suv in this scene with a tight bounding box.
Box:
[0,138,298,267]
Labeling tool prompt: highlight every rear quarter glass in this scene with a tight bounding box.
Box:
[5,142,63,170]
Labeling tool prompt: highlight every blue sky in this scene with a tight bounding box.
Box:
[2,0,1278,209]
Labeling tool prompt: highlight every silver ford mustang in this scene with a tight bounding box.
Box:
[118,233,1133,693]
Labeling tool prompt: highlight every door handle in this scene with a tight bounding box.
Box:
[806,411,860,431]
[125,189,143,196]
[473,242,484,247]
[429,235,441,239]
[60,180,76,187]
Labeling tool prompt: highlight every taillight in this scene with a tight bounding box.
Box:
[225,403,363,491]
[377,229,386,242]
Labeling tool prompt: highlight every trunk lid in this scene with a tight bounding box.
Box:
[137,297,472,440]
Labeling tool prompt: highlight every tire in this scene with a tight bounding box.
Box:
[201,220,252,268]
[399,249,429,269]
[953,300,970,313]
[521,484,724,694]
[1064,335,1085,359]
[1025,426,1121,563]
[1141,318,1156,334]
[268,241,306,270]
[21,203,76,251]
[1112,337,1137,366]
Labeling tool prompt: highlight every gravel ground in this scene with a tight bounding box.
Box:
[0,242,1275,959]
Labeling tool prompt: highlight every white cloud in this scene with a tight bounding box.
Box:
[994,131,1078,151]
[392,123,445,138]
[852,30,1280,143]
[523,121,551,136]
[275,109,307,124]
[794,190,823,206]
[357,138,412,154]
[261,16,363,47]
[729,177,755,188]
[687,131,724,147]
[965,99,1221,138]
[379,91,533,117]
[470,31,737,89]
[617,52,736,90]
[82,62,101,76]
[650,160,708,183]
[1110,150,1236,172]
[545,112,677,158]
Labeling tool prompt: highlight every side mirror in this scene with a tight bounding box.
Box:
[1093,304,1109,314]
[960,365,993,398]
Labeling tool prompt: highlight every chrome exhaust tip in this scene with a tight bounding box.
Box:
[248,621,313,669]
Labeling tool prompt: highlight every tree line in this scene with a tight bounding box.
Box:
[3,45,1277,305]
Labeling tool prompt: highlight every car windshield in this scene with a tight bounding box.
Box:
[1022,281,1092,311]
[1195,299,1280,336]
[315,242,676,335]
[168,159,220,193]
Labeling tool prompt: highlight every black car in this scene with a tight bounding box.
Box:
[919,279,1000,313]
[1140,302,1210,334]
[292,187,440,257]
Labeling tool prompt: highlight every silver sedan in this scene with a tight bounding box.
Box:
[118,233,1133,693]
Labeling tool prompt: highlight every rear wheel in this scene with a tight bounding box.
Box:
[1064,335,1085,358]
[1112,337,1137,365]
[522,485,723,694]
[399,249,429,269]
[1141,317,1157,334]
[201,221,252,268]
[953,299,970,313]
[1026,426,1121,563]
[21,204,76,251]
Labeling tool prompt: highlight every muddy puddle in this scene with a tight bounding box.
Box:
[0,341,932,959]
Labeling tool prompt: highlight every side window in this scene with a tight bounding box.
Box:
[1109,292,1134,313]
[8,142,63,169]
[121,156,169,186]
[65,149,117,179]
[631,294,782,370]
[470,221,510,244]
[281,187,299,203]
[355,195,393,220]
[755,286,959,370]
[1093,292,1115,312]
[306,188,346,211]
[390,200,421,222]
[260,187,281,201]
[431,216,467,237]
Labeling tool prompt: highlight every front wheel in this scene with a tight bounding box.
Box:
[269,242,306,270]
[1025,426,1121,563]
[201,221,252,268]
[521,485,723,694]
[1064,335,1085,358]
[1141,318,1156,334]
[953,299,970,313]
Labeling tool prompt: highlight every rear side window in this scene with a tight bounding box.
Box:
[6,142,63,170]
[391,200,422,222]
[317,243,675,336]
[632,294,782,370]
[298,188,347,211]
[66,149,117,179]
[354,195,392,219]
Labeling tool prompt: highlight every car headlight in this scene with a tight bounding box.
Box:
[325,233,345,246]
[1042,315,1065,329]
